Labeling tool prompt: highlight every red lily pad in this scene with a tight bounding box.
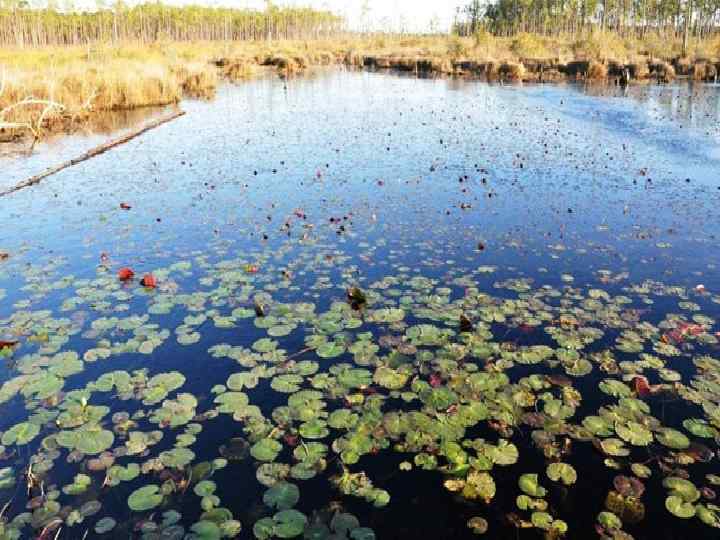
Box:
[118,268,135,281]
[140,274,157,288]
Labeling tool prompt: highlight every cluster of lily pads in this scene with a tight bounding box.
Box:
[0,240,719,540]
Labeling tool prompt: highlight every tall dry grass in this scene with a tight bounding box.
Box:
[0,44,221,140]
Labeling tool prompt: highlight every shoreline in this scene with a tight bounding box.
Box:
[2,40,719,145]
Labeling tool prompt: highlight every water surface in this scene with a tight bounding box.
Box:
[1,71,720,540]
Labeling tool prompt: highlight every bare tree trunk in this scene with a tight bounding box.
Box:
[682,0,692,56]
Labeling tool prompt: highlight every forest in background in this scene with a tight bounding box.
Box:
[455,0,720,53]
[1,1,719,51]
[0,2,344,47]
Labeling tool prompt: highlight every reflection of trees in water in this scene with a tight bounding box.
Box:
[582,83,720,131]
[79,106,170,136]
[0,105,169,158]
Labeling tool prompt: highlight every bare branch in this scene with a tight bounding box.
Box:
[1,98,65,117]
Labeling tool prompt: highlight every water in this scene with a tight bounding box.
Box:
[0,70,719,540]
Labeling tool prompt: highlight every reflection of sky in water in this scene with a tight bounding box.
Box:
[522,82,720,168]
[2,71,719,289]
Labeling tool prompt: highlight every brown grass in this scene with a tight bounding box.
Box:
[172,62,217,98]
[2,33,718,140]
[587,61,608,80]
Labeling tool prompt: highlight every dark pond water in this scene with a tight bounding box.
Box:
[1,70,720,540]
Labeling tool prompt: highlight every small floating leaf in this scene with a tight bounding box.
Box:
[546,463,577,485]
[519,473,547,497]
[263,482,300,510]
[128,485,163,512]
[665,495,696,518]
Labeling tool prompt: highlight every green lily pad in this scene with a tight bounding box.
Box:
[663,477,700,502]
[227,372,259,391]
[191,520,222,539]
[600,438,630,457]
[316,341,346,359]
[546,463,577,485]
[597,511,622,529]
[94,516,117,534]
[615,421,653,446]
[350,528,376,540]
[665,495,696,518]
[263,482,300,510]
[128,485,163,512]
[1,421,40,446]
[373,367,409,390]
[160,447,195,468]
[683,419,718,439]
[519,473,547,497]
[57,423,114,454]
[255,509,308,539]
[274,509,308,538]
[696,504,720,527]
[251,438,283,462]
[299,419,329,440]
[599,379,632,398]
[328,409,359,430]
[194,480,217,497]
[656,428,690,450]
[0,467,15,490]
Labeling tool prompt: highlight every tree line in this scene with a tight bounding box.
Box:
[0,2,345,47]
[455,0,720,41]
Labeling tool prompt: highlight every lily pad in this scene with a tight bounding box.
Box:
[263,482,300,510]
[251,438,283,462]
[128,485,163,512]
[546,463,577,485]
[519,473,547,497]
[1,421,40,446]
[665,495,696,518]
[656,428,690,450]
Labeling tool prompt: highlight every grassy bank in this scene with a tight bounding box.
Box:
[2,33,720,142]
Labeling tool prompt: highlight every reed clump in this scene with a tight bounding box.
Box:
[172,62,217,99]
[1,60,183,140]
[221,59,255,81]
[587,61,608,80]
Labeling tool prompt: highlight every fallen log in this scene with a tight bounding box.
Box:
[0,109,186,198]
